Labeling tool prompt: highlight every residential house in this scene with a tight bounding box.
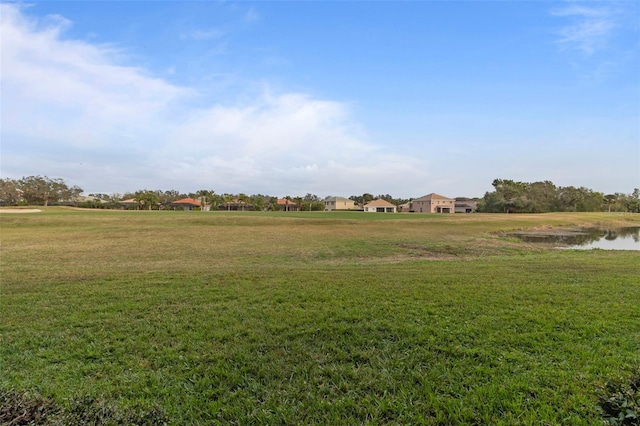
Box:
[398,202,411,212]
[171,197,202,211]
[119,198,139,209]
[455,197,477,213]
[57,195,106,207]
[323,196,356,211]
[218,200,253,211]
[277,198,299,211]
[411,193,455,213]
[363,199,397,213]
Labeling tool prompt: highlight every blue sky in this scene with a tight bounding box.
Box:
[1,1,638,198]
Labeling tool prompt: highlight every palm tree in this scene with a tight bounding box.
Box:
[135,191,160,210]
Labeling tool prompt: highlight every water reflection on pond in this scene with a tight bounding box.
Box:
[509,226,640,250]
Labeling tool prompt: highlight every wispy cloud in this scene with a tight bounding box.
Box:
[551,2,618,54]
[180,28,225,40]
[244,7,260,24]
[0,3,426,196]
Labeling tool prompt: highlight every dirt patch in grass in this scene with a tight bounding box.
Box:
[396,243,461,260]
[0,388,169,426]
[0,388,58,425]
[0,208,42,213]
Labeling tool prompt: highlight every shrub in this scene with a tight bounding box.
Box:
[598,370,640,425]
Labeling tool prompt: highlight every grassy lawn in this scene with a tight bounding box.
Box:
[1,209,639,424]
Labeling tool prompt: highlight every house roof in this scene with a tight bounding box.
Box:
[413,193,454,202]
[172,198,202,206]
[364,199,396,207]
[76,195,106,203]
[324,196,353,203]
[277,198,297,205]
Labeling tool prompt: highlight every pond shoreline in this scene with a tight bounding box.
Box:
[507,224,640,250]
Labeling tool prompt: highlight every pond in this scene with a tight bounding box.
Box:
[509,226,640,251]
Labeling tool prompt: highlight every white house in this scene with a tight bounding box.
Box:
[363,199,397,213]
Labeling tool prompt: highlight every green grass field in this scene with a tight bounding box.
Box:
[1,209,639,425]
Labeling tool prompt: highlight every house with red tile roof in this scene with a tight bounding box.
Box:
[277,198,299,211]
[170,197,202,211]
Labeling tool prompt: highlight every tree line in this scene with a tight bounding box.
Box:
[0,176,83,207]
[1,175,638,213]
[0,176,410,211]
[0,177,328,211]
[477,179,640,213]
[348,193,410,207]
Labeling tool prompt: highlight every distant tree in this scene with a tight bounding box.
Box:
[301,193,323,211]
[17,176,82,206]
[376,194,408,206]
[221,194,235,210]
[481,179,607,213]
[266,196,279,211]
[158,189,183,205]
[604,194,617,213]
[376,194,394,203]
[250,194,270,211]
[86,193,122,209]
[0,178,21,206]
[134,190,160,210]
[555,186,579,212]
[554,186,602,212]
[482,179,529,213]
[349,193,374,207]
[88,193,111,201]
[575,187,604,212]
[193,189,217,210]
[528,181,556,213]
[624,188,640,213]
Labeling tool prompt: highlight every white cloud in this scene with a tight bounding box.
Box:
[551,3,618,54]
[1,3,189,151]
[0,4,429,197]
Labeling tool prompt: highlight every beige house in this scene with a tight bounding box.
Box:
[411,193,455,213]
[363,199,397,213]
[323,196,356,211]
